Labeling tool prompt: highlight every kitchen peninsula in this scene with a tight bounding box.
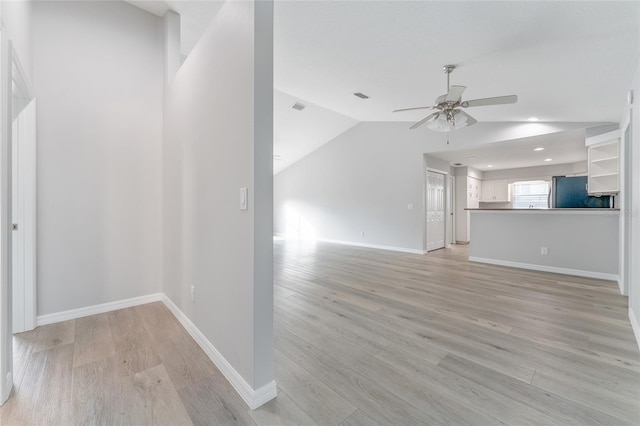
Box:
[466,208,619,281]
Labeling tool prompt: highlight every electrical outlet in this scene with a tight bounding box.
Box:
[541,247,548,255]
[190,285,195,302]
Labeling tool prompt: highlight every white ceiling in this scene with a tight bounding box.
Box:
[429,129,589,172]
[274,1,639,123]
[126,1,640,173]
[274,90,357,174]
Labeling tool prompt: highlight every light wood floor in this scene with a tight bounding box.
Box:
[2,241,639,425]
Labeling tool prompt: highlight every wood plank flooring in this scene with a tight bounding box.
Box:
[272,240,640,425]
[1,241,638,425]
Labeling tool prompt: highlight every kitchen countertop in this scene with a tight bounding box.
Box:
[465,208,619,211]
[465,208,619,215]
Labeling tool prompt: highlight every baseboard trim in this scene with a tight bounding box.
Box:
[322,239,427,255]
[468,257,619,282]
[160,295,277,409]
[630,308,640,352]
[36,293,164,326]
[275,234,426,255]
[34,293,277,409]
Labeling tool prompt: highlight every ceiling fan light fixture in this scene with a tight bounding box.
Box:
[425,110,469,132]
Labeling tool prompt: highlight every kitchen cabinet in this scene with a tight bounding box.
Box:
[481,179,510,202]
[587,139,619,195]
[467,177,481,208]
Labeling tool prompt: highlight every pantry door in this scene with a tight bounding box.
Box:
[426,171,445,251]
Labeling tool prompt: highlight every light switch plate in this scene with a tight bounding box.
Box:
[240,187,248,210]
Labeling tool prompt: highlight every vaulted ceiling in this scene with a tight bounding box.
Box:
[127,1,640,172]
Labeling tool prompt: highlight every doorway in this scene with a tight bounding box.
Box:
[0,38,36,405]
[426,170,445,251]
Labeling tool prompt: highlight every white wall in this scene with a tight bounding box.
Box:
[470,210,619,278]
[1,0,32,83]
[163,0,274,393]
[274,122,452,252]
[32,1,164,315]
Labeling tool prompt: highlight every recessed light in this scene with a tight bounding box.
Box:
[534,147,545,151]
[487,165,493,168]
[467,156,477,160]
[544,158,552,162]
[528,117,539,122]
[353,92,369,99]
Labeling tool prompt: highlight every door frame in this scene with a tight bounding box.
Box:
[621,112,632,296]
[11,44,36,334]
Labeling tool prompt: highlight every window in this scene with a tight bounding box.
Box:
[512,180,550,209]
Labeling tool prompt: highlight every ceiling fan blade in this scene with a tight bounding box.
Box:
[461,95,518,108]
[393,106,435,113]
[410,112,440,130]
[456,110,477,126]
[446,85,466,102]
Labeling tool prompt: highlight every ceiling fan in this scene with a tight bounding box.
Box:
[393,65,518,133]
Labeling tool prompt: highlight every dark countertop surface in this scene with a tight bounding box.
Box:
[465,208,619,211]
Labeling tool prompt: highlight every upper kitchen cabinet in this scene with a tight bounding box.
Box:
[481,179,510,202]
[586,130,620,195]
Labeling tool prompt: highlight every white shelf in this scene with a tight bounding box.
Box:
[587,139,619,195]
[590,156,618,164]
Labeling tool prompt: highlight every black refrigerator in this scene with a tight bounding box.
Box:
[551,176,611,208]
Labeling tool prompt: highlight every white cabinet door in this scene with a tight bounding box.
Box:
[493,179,510,202]
[481,179,510,202]
[481,180,494,202]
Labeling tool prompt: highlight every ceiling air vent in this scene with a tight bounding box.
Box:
[291,102,306,111]
[452,163,464,167]
[353,92,369,99]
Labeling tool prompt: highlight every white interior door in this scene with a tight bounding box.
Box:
[426,171,445,251]
[0,29,13,406]
[11,98,36,334]
[9,43,36,335]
